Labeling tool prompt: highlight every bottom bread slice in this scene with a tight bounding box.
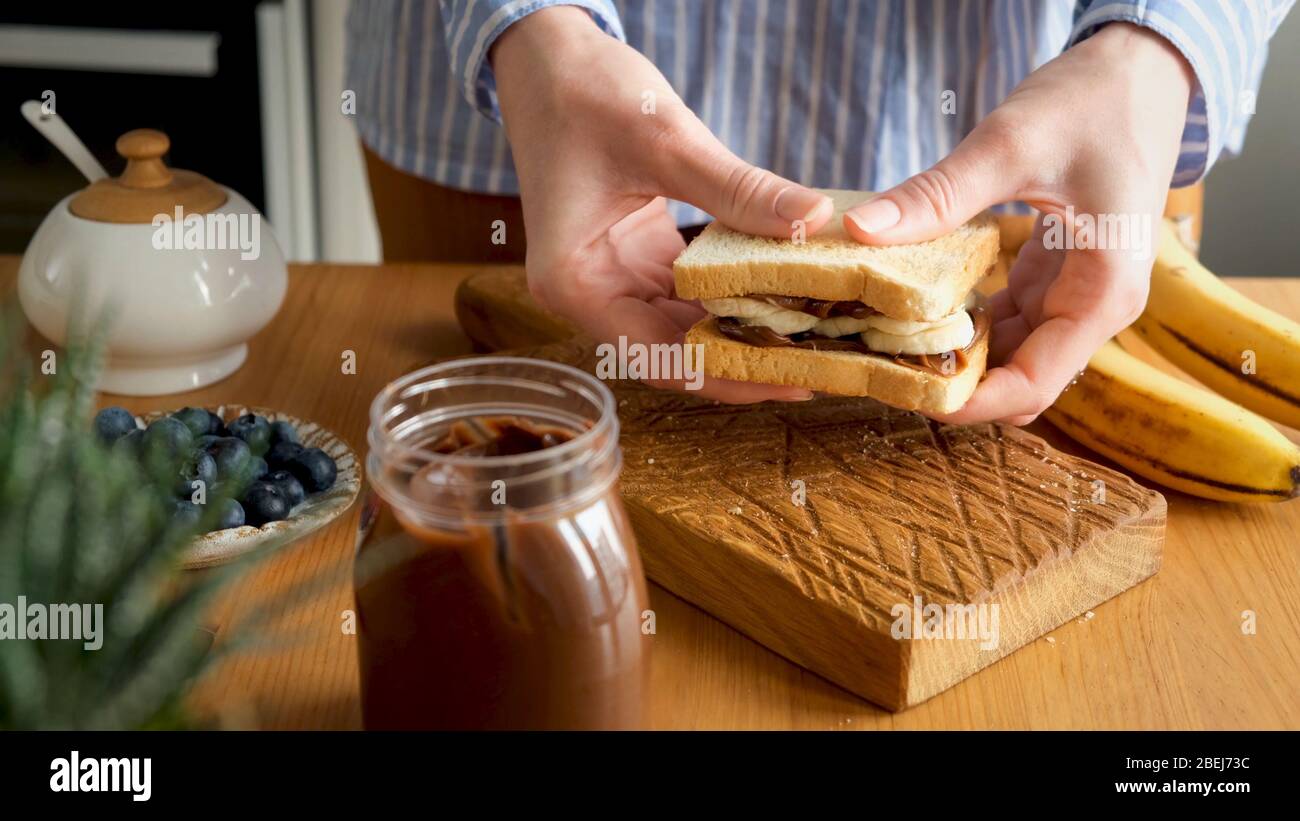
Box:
[686,317,987,414]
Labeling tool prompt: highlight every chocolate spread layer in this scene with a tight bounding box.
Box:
[430,416,579,457]
[717,307,989,377]
[748,293,878,320]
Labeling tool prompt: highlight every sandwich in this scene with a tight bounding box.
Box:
[673,189,999,414]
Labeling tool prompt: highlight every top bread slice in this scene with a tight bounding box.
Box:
[673,189,1000,322]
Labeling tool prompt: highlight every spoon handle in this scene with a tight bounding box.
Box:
[21,100,109,183]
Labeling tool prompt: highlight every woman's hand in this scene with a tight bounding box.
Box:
[844,22,1195,425]
[492,6,832,402]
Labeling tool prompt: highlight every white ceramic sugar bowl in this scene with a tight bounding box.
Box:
[18,129,287,395]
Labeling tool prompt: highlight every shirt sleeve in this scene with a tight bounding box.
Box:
[1068,0,1295,186]
[439,0,625,123]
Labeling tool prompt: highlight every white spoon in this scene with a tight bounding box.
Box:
[21,100,108,183]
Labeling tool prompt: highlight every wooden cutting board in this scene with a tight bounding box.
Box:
[453,271,1166,710]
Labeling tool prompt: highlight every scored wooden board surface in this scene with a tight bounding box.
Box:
[453,272,1166,709]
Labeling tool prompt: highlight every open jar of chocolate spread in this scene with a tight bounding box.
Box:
[356,357,649,729]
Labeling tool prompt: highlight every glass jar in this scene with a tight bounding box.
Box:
[355,356,649,729]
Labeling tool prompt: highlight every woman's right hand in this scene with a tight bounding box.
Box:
[492,6,832,402]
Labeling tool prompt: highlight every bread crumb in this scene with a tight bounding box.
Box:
[1085,611,1095,620]
[728,506,743,515]
[647,458,655,464]
[1045,636,1056,645]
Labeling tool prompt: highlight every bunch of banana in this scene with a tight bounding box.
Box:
[1044,340,1300,503]
[1129,222,1300,429]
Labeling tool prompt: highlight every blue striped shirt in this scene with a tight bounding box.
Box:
[347,0,1293,225]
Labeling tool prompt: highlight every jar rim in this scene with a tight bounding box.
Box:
[367,355,618,469]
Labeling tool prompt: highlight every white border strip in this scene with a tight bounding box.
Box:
[283,0,319,261]
[0,24,219,77]
[256,3,294,256]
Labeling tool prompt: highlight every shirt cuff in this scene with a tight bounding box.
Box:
[1068,1,1253,187]
[442,0,625,123]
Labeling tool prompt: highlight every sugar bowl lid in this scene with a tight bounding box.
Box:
[69,128,228,224]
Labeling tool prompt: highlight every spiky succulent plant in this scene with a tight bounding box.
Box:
[0,306,252,729]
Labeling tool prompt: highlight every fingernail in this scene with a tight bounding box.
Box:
[778,391,815,402]
[775,188,831,225]
[846,198,902,234]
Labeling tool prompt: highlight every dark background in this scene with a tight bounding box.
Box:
[0,2,266,253]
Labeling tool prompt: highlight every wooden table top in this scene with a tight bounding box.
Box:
[4,255,1298,730]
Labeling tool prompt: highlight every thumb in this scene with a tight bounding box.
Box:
[844,121,1025,245]
[665,133,833,238]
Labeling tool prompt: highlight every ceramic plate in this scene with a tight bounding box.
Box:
[135,405,362,569]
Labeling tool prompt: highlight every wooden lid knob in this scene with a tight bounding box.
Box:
[116,128,173,189]
[69,127,227,223]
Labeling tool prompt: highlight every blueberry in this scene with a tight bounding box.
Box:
[211,498,246,531]
[171,406,212,438]
[204,436,252,483]
[171,499,203,530]
[94,406,137,445]
[241,482,289,526]
[174,451,217,499]
[228,414,271,456]
[196,434,222,451]
[142,417,194,477]
[286,447,337,493]
[205,410,228,436]
[266,440,304,471]
[269,420,299,446]
[144,416,193,452]
[225,454,268,491]
[265,469,306,509]
[207,480,235,502]
[113,427,145,460]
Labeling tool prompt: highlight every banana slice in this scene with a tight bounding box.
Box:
[700,297,819,335]
[863,310,974,355]
[700,295,976,351]
[867,309,967,336]
[743,311,820,336]
[812,315,876,337]
[699,297,771,318]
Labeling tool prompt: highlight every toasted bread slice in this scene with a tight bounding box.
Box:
[686,317,987,414]
[674,189,999,322]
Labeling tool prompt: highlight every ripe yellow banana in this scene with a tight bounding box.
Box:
[1130,223,1300,429]
[1044,339,1300,503]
